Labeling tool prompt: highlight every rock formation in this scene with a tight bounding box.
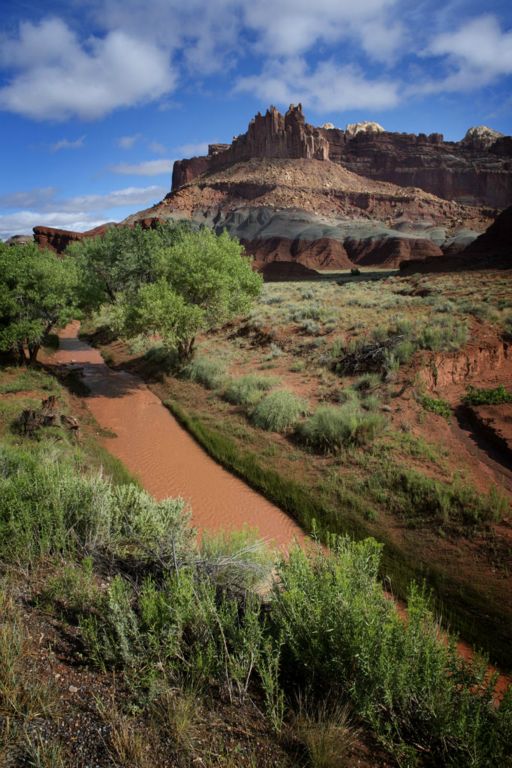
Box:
[172,105,512,209]
[32,218,163,253]
[345,121,385,138]
[33,104,511,272]
[400,205,512,273]
[128,154,494,272]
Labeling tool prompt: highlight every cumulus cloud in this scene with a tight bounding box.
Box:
[109,159,173,175]
[419,15,512,93]
[51,136,86,152]
[0,18,176,120]
[0,211,106,238]
[96,0,402,66]
[0,185,165,238]
[235,59,400,112]
[243,0,402,61]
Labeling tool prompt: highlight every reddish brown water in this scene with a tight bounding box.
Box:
[53,322,303,548]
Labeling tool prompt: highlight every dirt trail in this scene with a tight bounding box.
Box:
[53,322,304,549]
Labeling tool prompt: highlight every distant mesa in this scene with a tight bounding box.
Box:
[30,103,512,274]
[5,234,33,246]
[171,103,512,209]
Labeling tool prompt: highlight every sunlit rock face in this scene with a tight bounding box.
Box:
[171,105,512,209]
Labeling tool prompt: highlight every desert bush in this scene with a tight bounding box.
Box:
[463,385,512,406]
[0,443,192,565]
[272,538,512,766]
[297,404,385,452]
[417,317,468,352]
[223,375,279,407]
[419,394,452,419]
[183,356,228,389]
[251,391,309,433]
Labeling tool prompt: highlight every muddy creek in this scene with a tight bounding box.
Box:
[53,323,303,548]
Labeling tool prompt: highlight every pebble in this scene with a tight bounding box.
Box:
[69,685,79,693]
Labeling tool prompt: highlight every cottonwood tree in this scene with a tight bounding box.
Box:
[72,222,262,361]
[0,243,78,364]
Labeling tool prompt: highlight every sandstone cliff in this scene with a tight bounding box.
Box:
[172,105,512,209]
[400,205,512,273]
[127,156,493,271]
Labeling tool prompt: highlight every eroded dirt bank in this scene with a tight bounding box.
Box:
[53,322,303,548]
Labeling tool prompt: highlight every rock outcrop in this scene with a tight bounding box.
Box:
[33,105,510,272]
[33,218,164,254]
[400,205,512,273]
[129,155,493,272]
[345,121,385,138]
[172,105,512,208]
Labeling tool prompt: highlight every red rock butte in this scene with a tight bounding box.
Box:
[30,104,512,273]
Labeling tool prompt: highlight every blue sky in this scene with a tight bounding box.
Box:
[1,0,511,238]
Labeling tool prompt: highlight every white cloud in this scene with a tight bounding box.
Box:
[117,134,142,149]
[235,58,400,113]
[0,18,177,120]
[0,211,107,238]
[243,0,402,61]
[109,159,173,176]
[0,185,166,238]
[0,188,57,208]
[51,135,86,152]
[61,186,166,211]
[95,0,402,67]
[420,15,512,93]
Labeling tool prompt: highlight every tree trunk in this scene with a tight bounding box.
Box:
[178,336,195,362]
[16,343,27,366]
[27,343,40,366]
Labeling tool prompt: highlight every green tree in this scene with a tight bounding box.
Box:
[0,243,78,364]
[72,222,262,361]
[124,280,205,360]
[68,221,191,308]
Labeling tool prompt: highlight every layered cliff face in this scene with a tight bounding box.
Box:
[400,205,512,274]
[32,105,509,271]
[126,156,493,271]
[172,105,512,209]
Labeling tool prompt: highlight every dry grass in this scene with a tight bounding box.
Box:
[293,698,358,768]
[0,590,55,721]
[20,730,67,768]
[151,687,198,753]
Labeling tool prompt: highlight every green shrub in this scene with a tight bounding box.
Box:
[272,538,512,767]
[383,468,507,526]
[222,375,279,407]
[417,318,468,352]
[297,404,385,453]
[183,356,227,389]
[250,391,309,433]
[0,443,192,564]
[419,395,452,419]
[463,385,512,406]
